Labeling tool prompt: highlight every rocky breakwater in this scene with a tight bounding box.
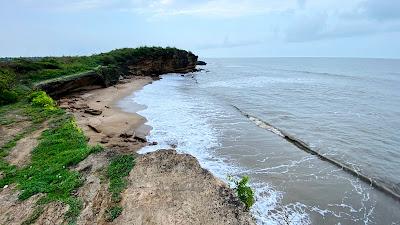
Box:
[36,47,198,98]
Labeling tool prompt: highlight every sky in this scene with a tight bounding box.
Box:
[1,0,400,58]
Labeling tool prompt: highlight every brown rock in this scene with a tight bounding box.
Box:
[84,108,102,115]
[120,133,134,138]
[134,135,147,143]
[87,124,101,133]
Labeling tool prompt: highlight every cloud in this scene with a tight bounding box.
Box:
[197,36,262,49]
[281,0,400,42]
[129,0,300,18]
[5,0,299,17]
[361,0,400,21]
[4,0,400,43]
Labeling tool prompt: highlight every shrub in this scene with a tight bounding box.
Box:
[29,91,56,110]
[229,176,255,210]
[0,69,18,105]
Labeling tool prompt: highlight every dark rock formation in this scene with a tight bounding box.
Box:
[197,60,207,65]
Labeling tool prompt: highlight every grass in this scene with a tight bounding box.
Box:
[0,93,103,225]
[105,155,135,221]
[106,206,123,222]
[107,155,135,203]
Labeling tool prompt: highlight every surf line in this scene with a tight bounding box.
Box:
[231,105,400,201]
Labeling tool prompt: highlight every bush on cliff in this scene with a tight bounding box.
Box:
[0,69,18,106]
[95,65,123,87]
[229,175,255,210]
[29,91,56,110]
[98,46,182,66]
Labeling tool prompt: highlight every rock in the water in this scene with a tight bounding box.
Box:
[196,60,207,65]
[84,108,102,115]
[149,141,158,146]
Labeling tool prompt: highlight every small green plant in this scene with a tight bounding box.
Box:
[29,91,56,110]
[228,175,255,210]
[105,155,134,221]
[107,155,135,203]
[89,144,105,154]
[106,206,123,222]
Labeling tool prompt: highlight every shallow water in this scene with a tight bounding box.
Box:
[121,58,400,224]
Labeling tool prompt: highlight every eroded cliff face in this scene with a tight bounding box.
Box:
[125,50,198,77]
[36,49,198,98]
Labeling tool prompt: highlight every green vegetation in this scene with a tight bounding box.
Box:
[105,155,135,221]
[0,69,18,105]
[108,155,135,203]
[29,91,56,110]
[98,46,182,66]
[228,176,255,210]
[0,94,102,224]
[0,56,98,83]
[0,46,192,223]
[106,206,123,222]
[0,46,192,106]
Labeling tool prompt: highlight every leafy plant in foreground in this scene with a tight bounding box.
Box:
[228,175,255,210]
[29,91,56,110]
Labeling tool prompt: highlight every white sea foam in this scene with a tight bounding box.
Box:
[130,74,313,225]
[134,75,236,177]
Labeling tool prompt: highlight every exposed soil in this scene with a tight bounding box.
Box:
[0,185,43,225]
[5,125,47,167]
[0,116,31,148]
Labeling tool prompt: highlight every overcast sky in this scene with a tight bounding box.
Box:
[1,0,400,58]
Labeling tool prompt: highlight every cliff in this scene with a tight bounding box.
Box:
[35,47,198,98]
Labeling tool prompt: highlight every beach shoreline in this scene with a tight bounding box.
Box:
[58,76,153,153]
[58,75,256,224]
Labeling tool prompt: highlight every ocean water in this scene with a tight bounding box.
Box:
[120,58,400,224]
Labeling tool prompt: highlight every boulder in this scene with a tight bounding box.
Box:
[196,60,207,65]
[84,108,102,115]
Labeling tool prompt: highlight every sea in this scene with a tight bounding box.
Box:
[119,58,400,225]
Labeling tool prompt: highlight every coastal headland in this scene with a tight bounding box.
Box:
[0,47,255,224]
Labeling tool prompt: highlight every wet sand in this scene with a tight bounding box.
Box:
[59,76,153,152]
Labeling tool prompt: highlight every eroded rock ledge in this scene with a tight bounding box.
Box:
[115,149,256,225]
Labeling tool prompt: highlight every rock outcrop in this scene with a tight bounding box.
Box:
[36,49,198,98]
[115,150,256,225]
[196,60,207,65]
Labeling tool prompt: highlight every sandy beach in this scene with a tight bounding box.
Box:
[57,76,256,225]
[59,76,153,153]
